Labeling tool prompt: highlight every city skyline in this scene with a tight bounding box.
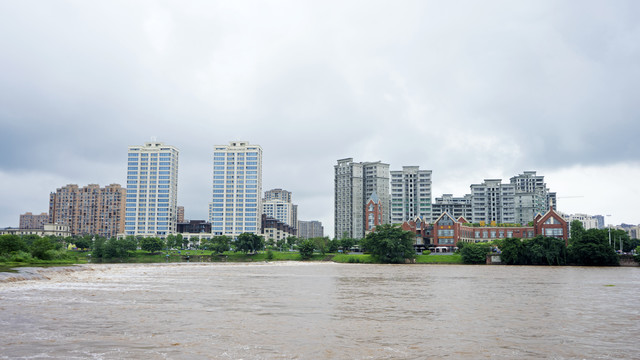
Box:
[1,1,639,237]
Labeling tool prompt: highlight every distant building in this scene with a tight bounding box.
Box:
[593,215,605,229]
[364,192,383,233]
[432,194,472,222]
[0,224,71,238]
[390,166,432,224]
[264,188,292,203]
[209,141,263,237]
[125,141,180,237]
[49,184,126,238]
[262,188,297,229]
[335,158,390,239]
[510,171,555,225]
[177,206,185,223]
[261,214,296,242]
[402,208,569,252]
[177,220,211,234]
[470,179,516,224]
[19,212,48,230]
[561,213,599,230]
[297,220,324,239]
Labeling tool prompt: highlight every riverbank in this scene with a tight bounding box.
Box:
[0,251,464,273]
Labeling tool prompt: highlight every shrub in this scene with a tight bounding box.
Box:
[460,242,491,264]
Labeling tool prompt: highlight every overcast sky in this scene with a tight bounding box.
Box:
[1,0,639,236]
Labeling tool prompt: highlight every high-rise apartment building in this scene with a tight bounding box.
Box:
[470,179,516,224]
[510,171,554,225]
[264,188,292,203]
[177,206,185,223]
[49,184,126,238]
[431,194,472,222]
[125,141,179,237]
[19,212,49,229]
[297,220,324,239]
[209,141,263,237]
[334,158,390,239]
[390,166,432,224]
[262,188,297,228]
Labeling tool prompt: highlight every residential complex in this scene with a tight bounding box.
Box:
[19,212,48,230]
[49,184,126,238]
[262,188,297,228]
[431,194,472,222]
[125,141,179,237]
[209,141,263,237]
[297,220,324,239]
[390,166,432,224]
[334,158,390,239]
[561,213,599,230]
[470,179,516,224]
[261,214,296,242]
[402,208,569,252]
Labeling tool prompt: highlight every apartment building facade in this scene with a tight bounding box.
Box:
[297,220,324,239]
[19,212,49,230]
[334,158,390,239]
[125,141,179,237]
[390,166,432,224]
[49,184,126,238]
[209,141,263,237]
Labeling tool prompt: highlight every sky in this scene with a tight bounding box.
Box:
[1,0,639,237]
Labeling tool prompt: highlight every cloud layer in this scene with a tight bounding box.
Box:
[1,1,639,233]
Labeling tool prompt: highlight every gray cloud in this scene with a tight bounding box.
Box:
[1,0,639,231]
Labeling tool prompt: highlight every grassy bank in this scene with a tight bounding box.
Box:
[2,250,465,268]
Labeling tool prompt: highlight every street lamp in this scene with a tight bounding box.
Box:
[606,215,612,246]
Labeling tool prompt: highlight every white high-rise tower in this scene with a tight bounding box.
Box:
[125,141,179,237]
[209,141,263,237]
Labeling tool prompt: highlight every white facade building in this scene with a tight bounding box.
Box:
[262,199,294,227]
[125,142,179,237]
[471,179,516,224]
[390,166,432,224]
[209,141,263,237]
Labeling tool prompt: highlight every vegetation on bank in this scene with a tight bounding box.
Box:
[2,220,637,268]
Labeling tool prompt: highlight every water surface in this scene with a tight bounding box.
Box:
[0,263,638,359]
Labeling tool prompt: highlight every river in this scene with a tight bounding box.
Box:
[0,263,638,359]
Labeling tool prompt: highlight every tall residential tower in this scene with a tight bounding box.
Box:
[125,141,179,237]
[334,158,390,239]
[209,141,263,237]
[390,166,432,224]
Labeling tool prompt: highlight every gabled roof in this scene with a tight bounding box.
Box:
[367,191,380,204]
[434,211,456,224]
[457,216,470,224]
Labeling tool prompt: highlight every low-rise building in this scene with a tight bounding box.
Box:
[402,208,568,252]
[0,224,71,238]
[261,214,296,242]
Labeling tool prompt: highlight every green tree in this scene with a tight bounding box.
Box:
[0,234,28,255]
[30,237,56,260]
[568,228,619,266]
[123,236,138,251]
[460,242,491,264]
[210,235,231,254]
[570,220,585,244]
[103,238,130,259]
[298,239,315,260]
[340,237,356,253]
[312,237,329,255]
[522,236,567,265]
[276,238,286,251]
[165,234,176,249]
[498,237,524,265]
[286,236,298,250]
[73,236,91,250]
[140,237,164,253]
[235,233,264,253]
[360,224,415,263]
[326,238,340,253]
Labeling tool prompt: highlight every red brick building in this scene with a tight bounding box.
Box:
[402,208,568,252]
[364,191,383,233]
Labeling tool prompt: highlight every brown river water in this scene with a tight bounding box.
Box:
[0,262,638,359]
